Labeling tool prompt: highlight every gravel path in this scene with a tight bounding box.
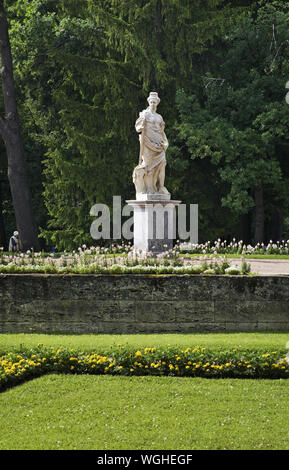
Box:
[228,258,289,275]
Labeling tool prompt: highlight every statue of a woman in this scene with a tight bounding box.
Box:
[133,92,170,197]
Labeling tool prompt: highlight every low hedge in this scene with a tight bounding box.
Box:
[1,345,289,391]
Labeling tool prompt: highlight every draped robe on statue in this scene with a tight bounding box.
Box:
[133,109,169,195]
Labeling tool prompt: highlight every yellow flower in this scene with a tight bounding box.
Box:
[144,347,156,354]
[135,351,142,358]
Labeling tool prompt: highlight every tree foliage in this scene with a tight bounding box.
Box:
[1,0,288,248]
[169,2,289,242]
[3,0,250,249]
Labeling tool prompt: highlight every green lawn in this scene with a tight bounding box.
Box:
[1,332,289,450]
[1,332,289,355]
[1,373,289,450]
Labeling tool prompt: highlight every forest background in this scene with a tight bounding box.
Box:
[0,0,288,251]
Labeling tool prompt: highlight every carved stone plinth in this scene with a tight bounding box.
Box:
[126,198,181,253]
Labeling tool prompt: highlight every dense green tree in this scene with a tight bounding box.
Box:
[169,2,289,243]
[5,0,144,249]
[7,0,284,250]
[4,0,251,250]
[85,0,251,122]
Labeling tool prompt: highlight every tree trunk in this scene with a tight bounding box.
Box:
[154,0,164,89]
[155,0,163,54]
[265,209,283,243]
[0,6,39,251]
[0,180,6,249]
[254,184,264,243]
[239,212,251,244]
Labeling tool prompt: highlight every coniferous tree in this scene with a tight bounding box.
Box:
[44,0,250,248]
[4,0,254,249]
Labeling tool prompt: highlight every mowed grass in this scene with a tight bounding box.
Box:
[1,374,289,450]
[1,332,289,355]
[2,332,289,450]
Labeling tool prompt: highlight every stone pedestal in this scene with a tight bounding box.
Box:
[126,197,181,253]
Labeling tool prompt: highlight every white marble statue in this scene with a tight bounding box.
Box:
[133,92,170,198]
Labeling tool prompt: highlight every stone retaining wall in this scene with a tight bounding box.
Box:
[0,274,289,333]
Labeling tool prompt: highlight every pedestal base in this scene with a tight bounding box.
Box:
[136,193,171,201]
[126,199,181,253]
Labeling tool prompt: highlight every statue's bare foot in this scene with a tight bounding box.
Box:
[159,186,170,195]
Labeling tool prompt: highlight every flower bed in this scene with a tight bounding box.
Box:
[1,345,288,391]
[0,246,251,275]
[180,239,289,255]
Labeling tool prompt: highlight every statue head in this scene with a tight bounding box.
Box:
[147,91,160,111]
